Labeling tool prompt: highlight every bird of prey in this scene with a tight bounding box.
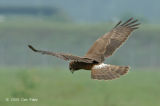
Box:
[28,18,140,80]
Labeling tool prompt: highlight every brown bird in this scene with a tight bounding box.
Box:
[28,18,140,80]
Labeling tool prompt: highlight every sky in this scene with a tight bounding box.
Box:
[0,0,159,23]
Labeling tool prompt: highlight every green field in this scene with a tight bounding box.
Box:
[0,68,160,106]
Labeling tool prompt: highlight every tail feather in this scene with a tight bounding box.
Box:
[91,64,129,80]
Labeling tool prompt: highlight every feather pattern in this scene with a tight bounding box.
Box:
[91,63,129,80]
[28,45,95,63]
[85,18,140,62]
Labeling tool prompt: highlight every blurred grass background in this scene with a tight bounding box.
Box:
[0,0,160,106]
[0,68,160,106]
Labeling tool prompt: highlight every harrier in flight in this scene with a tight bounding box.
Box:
[28,18,140,80]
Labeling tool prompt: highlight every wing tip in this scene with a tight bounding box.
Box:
[114,17,140,30]
[114,20,122,28]
[28,45,38,52]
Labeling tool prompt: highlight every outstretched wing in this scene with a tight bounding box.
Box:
[28,45,95,63]
[85,18,140,62]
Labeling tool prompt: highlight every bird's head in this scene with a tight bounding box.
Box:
[69,61,80,74]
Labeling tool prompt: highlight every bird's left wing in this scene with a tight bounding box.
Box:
[28,45,95,63]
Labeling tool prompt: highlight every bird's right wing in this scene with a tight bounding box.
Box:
[85,18,140,63]
[28,45,95,63]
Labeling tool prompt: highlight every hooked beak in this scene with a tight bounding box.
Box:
[70,68,74,74]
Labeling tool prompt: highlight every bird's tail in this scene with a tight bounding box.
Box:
[91,64,129,80]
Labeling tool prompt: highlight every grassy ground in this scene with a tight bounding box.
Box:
[0,68,160,106]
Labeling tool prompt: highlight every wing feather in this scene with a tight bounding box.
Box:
[91,64,129,80]
[85,18,140,62]
[28,45,95,63]
[104,18,140,58]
